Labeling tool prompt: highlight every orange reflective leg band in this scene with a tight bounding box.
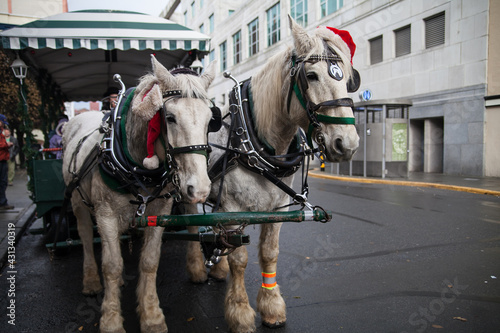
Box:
[261,271,277,290]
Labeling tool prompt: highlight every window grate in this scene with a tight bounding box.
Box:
[370,35,383,65]
[395,25,411,57]
[425,12,445,49]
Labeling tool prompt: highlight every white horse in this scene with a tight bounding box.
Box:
[186,18,360,332]
[62,56,216,333]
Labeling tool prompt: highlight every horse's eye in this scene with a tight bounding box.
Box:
[306,72,319,81]
[166,115,176,124]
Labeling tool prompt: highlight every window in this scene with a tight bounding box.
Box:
[220,41,227,72]
[209,14,214,33]
[248,18,259,57]
[395,25,411,57]
[321,0,344,18]
[191,2,195,18]
[184,11,188,26]
[200,23,204,34]
[200,0,204,8]
[233,30,242,64]
[291,0,308,27]
[425,12,445,49]
[209,49,215,63]
[229,10,235,16]
[267,3,280,47]
[369,35,383,64]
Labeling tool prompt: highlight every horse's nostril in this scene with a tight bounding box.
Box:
[187,185,195,198]
[335,138,344,154]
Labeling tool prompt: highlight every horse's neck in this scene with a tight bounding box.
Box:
[125,112,149,163]
[251,53,299,155]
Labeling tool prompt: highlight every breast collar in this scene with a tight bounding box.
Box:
[98,87,175,207]
[226,79,305,178]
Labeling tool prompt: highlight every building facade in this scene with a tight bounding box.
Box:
[164,0,498,177]
[0,0,67,29]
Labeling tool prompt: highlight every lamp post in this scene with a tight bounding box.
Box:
[10,55,34,161]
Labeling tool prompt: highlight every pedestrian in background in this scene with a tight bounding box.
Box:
[0,116,14,210]
[3,128,19,185]
[49,117,68,159]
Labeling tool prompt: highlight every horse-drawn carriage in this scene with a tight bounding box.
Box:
[25,15,360,333]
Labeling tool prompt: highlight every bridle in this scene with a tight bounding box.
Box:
[160,90,213,174]
[286,45,356,151]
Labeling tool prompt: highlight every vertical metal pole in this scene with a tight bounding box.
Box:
[406,106,410,179]
[363,106,367,177]
[382,104,387,179]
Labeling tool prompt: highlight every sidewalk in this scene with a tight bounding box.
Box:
[309,167,500,196]
[1,167,499,268]
[0,169,36,268]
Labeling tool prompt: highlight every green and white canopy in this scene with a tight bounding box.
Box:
[0,10,211,101]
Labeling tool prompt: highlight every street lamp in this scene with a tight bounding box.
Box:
[10,54,34,163]
[11,55,28,84]
[191,56,203,75]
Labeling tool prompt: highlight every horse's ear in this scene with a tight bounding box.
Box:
[200,61,217,89]
[131,75,163,121]
[151,54,174,85]
[288,14,313,55]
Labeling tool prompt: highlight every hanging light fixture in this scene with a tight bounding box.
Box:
[191,56,204,74]
[11,55,28,84]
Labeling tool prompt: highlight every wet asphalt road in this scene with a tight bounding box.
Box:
[1,176,500,333]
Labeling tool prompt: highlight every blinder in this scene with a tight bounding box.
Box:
[347,68,361,93]
[209,101,222,133]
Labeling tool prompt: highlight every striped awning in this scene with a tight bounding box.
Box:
[0,10,211,101]
[1,10,209,51]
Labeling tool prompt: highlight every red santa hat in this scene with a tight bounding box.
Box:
[324,27,356,65]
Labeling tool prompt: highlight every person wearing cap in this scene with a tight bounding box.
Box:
[101,86,119,111]
[0,117,14,210]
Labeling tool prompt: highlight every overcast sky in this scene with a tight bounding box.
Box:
[67,0,165,16]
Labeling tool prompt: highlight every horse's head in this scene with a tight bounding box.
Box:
[288,17,360,162]
[131,55,217,204]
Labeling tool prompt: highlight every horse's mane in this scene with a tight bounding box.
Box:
[137,68,209,101]
[251,26,353,149]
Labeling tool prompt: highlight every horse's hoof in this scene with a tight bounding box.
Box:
[99,327,126,333]
[262,320,286,329]
[188,271,208,284]
[82,284,103,296]
[141,322,168,333]
[208,271,227,282]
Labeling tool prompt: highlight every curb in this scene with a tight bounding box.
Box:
[0,203,36,269]
[308,171,500,196]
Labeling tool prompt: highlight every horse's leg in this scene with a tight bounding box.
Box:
[186,223,229,282]
[256,223,286,328]
[225,245,256,333]
[98,214,125,333]
[73,201,102,295]
[185,203,208,283]
[137,226,167,333]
